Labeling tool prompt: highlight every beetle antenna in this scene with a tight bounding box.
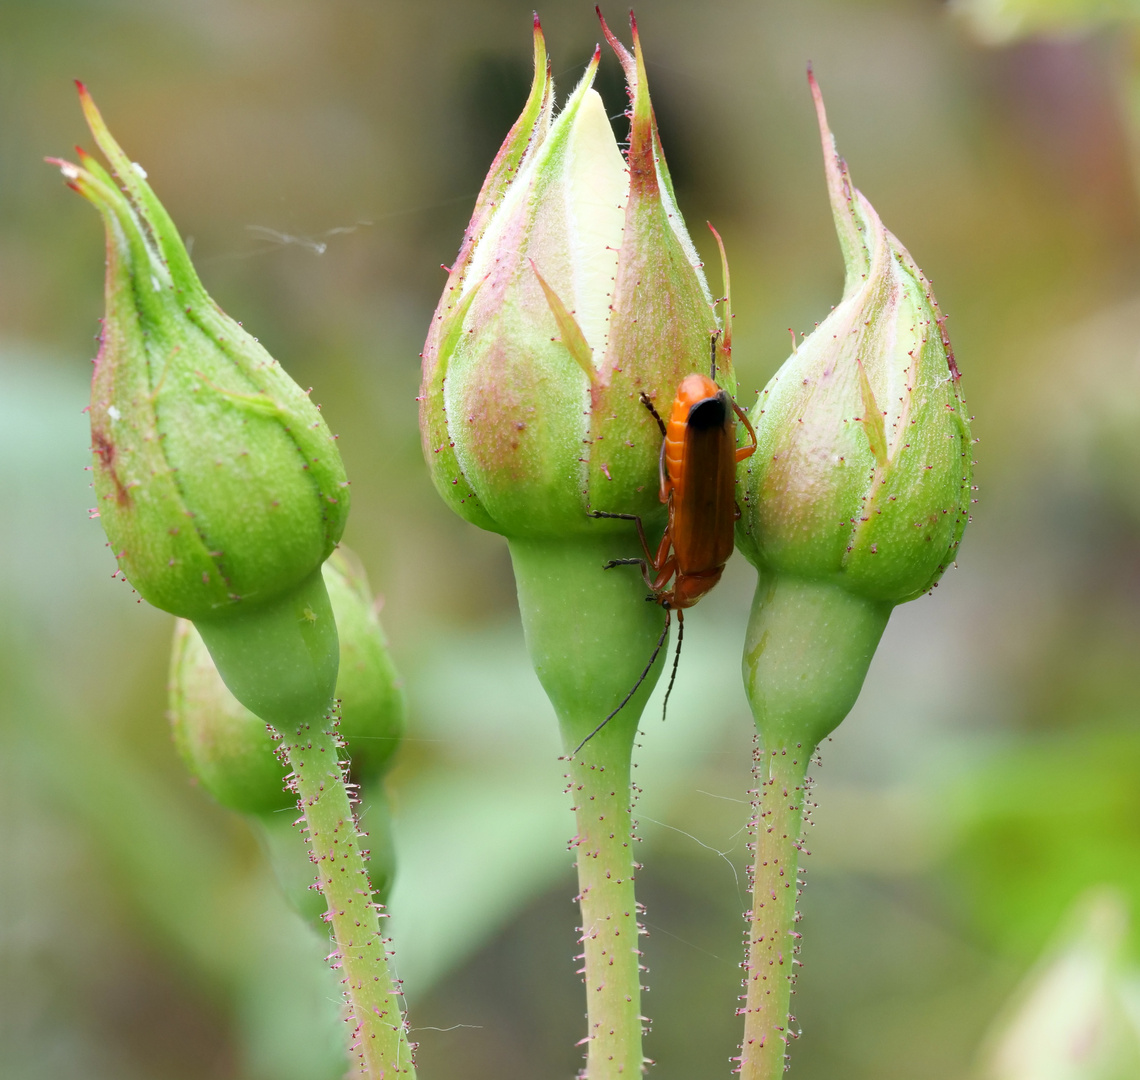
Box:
[572,609,671,757]
[660,609,684,723]
[710,331,720,382]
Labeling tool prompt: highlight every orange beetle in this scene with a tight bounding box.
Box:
[579,342,757,751]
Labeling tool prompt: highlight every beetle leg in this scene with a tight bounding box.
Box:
[734,500,742,521]
[642,392,670,504]
[732,399,758,463]
[658,439,670,505]
[589,509,656,566]
[639,391,667,437]
[601,555,660,595]
[650,554,676,594]
[610,552,668,593]
[644,521,675,592]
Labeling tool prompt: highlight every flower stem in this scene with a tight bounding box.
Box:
[283,711,415,1078]
[195,571,412,1075]
[509,534,666,1079]
[738,745,810,1080]
[736,572,890,1077]
[568,733,643,1079]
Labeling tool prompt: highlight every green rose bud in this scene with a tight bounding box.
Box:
[168,550,406,816]
[420,14,726,540]
[51,84,352,730]
[419,16,728,1073]
[50,85,348,624]
[736,71,973,753]
[738,73,971,606]
[53,88,413,1069]
[734,75,976,1079]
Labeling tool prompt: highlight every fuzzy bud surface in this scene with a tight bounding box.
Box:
[420,15,727,539]
[737,73,972,605]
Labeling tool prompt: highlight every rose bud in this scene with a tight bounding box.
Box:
[49,84,349,726]
[980,891,1138,1080]
[736,70,974,754]
[420,13,726,539]
[732,72,975,1079]
[419,15,731,1076]
[54,88,413,1071]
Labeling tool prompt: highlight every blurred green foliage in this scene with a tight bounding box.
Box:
[977,889,1140,1080]
[953,0,1140,44]
[948,733,1140,958]
[4,1,1140,1078]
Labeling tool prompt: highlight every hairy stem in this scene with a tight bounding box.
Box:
[738,746,810,1080]
[735,574,890,1075]
[568,737,643,1079]
[509,534,665,1079]
[283,712,415,1078]
[195,572,410,1075]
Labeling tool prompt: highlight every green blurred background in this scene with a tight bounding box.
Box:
[4,0,1140,1077]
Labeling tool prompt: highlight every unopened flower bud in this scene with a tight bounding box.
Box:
[980,890,1140,1080]
[322,549,407,778]
[50,85,349,624]
[420,14,725,540]
[168,617,289,816]
[168,551,405,816]
[950,0,1125,44]
[738,73,972,603]
[737,73,974,754]
[420,20,726,1069]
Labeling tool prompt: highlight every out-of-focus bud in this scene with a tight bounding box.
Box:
[322,548,407,778]
[979,889,1140,1080]
[49,85,348,623]
[258,792,398,926]
[738,72,972,606]
[168,551,406,816]
[420,13,725,539]
[949,0,1133,45]
[169,617,289,815]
